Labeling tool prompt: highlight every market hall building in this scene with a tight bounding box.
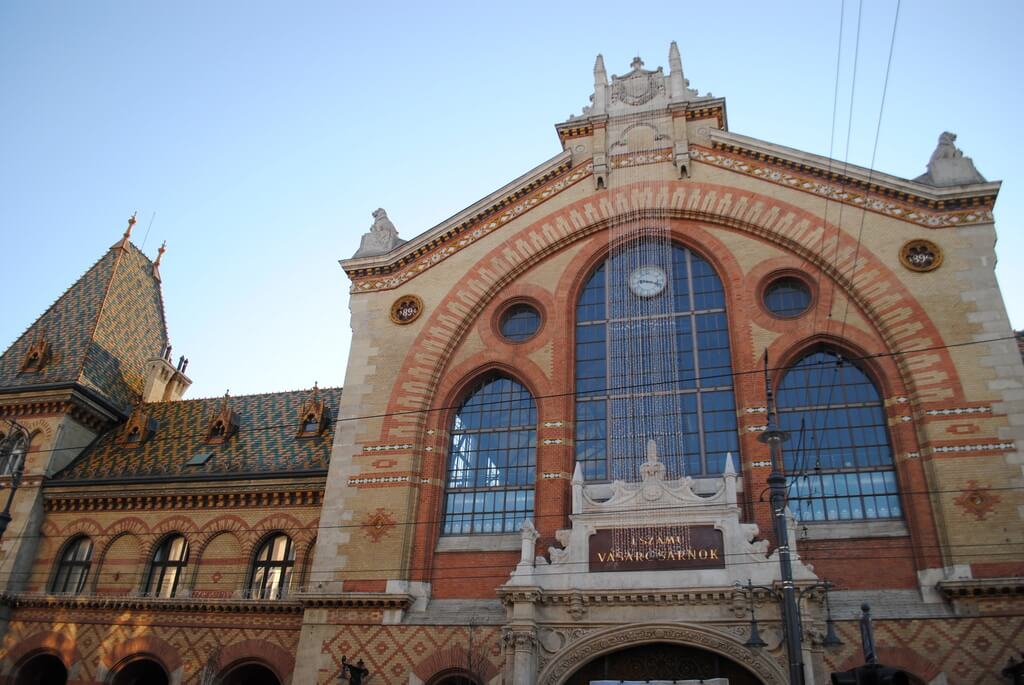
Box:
[0,44,1021,685]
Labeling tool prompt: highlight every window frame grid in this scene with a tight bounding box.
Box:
[51,536,93,595]
[249,533,295,599]
[144,535,190,598]
[574,245,740,480]
[777,349,903,523]
[442,375,538,536]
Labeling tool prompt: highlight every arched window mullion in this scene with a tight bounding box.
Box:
[574,242,740,481]
[442,375,537,536]
[777,348,902,522]
[51,536,93,595]
[249,533,294,599]
[145,535,189,598]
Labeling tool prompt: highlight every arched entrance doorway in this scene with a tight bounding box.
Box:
[219,662,281,685]
[567,643,762,685]
[426,669,483,685]
[14,653,67,685]
[108,657,169,685]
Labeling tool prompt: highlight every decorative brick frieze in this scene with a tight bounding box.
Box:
[691,144,997,226]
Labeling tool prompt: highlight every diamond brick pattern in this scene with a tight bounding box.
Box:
[318,624,502,685]
[825,616,1024,684]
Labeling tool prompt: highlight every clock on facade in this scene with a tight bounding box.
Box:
[629,265,667,297]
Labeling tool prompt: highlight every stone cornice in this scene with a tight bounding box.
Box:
[341,151,578,289]
[2,592,303,614]
[707,129,1000,210]
[43,482,325,513]
[2,590,413,613]
[296,591,413,609]
[936,577,1024,600]
[0,384,124,432]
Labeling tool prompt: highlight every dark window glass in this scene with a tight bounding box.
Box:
[145,535,189,598]
[574,242,740,480]
[0,432,26,474]
[777,348,902,522]
[443,375,537,534]
[499,304,542,342]
[764,277,811,317]
[249,533,294,598]
[51,536,93,594]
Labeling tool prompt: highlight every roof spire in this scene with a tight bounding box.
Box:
[114,212,137,250]
[152,241,166,281]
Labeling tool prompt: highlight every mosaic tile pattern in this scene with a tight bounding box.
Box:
[55,387,342,480]
[0,242,167,409]
[80,244,168,409]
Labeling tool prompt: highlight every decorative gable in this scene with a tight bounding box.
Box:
[296,383,328,438]
[117,404,156,447]
[19,332,51,374]
[205,392,239,445]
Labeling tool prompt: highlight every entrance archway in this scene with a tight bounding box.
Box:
[14,653,67,685]
[109,657,168,685]
[426,669,483,685]
[537,624,784,685]
[219,662,281,685]
[566,643,761,685]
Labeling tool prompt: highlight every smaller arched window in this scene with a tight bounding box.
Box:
[776,348,902,522]
[145,535,189,598]
[0,431,27,475]
[249,533,294,599]
[51,536,93,594]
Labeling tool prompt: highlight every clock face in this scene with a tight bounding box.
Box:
[629,265,667,297]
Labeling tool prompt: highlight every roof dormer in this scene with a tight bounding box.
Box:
[205,391,239,445]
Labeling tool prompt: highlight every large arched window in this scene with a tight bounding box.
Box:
[575,242,739,480]
[144,535,189,598]
[249,533,294,599]
[442,374,537,535]
[776,348,902,522]
[51,536,93,594]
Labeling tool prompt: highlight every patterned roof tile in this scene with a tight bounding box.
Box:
[55,387,342,481]
[0,241,167,410]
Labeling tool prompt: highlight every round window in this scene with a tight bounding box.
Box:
[763,277,811,318]
[499,303,541,342]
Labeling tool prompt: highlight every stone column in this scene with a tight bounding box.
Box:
[504,627,538,685]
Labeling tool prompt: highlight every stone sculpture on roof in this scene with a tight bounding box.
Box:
[352,208,406,258]
[915,131,987,187]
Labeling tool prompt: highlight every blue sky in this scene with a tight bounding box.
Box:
[2,1,1021,399]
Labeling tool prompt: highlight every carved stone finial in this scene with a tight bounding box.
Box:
[352,208,406,258]
[594,54,607,84]
[914,131,986,187]
[630,56,645,71]
[115,212,138,250]
[152,240,166,280]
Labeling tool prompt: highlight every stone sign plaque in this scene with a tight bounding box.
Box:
[589,525,725,572]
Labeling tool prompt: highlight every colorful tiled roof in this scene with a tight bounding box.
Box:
[54,387,342,481]
[0,240,168,410]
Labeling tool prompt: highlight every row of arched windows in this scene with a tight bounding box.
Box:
[50,532,297,598]
[441,241,902,534]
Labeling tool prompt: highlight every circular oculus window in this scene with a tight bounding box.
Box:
[499,303,542,342]
[763,277,812,318]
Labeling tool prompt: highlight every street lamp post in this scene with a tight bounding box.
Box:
[757,370,805,685]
